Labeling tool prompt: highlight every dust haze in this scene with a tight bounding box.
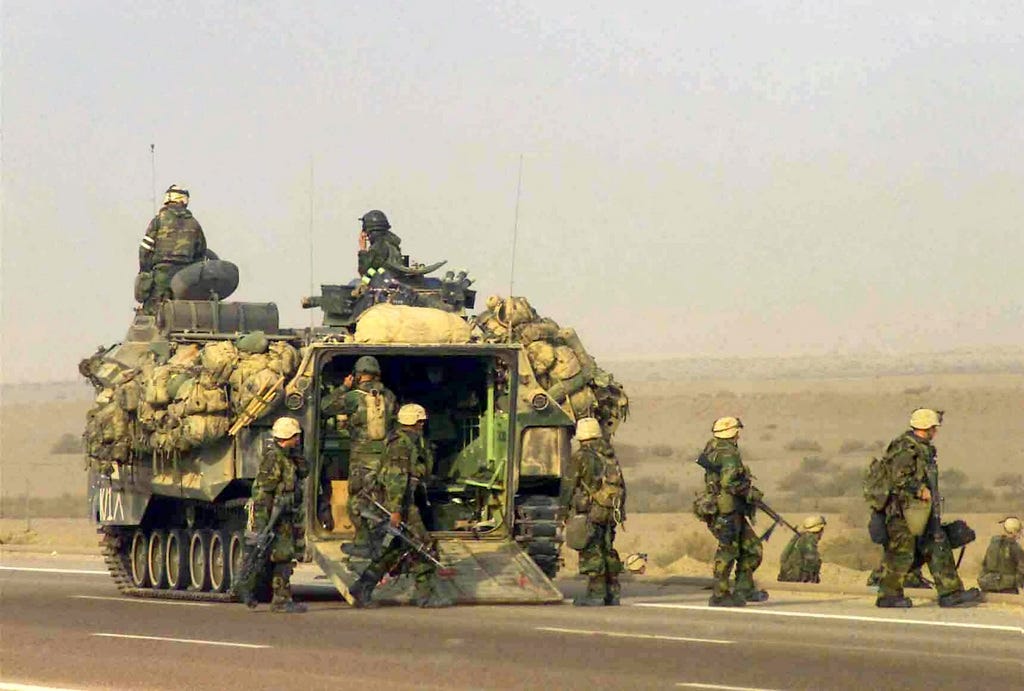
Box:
[3,3,1024,383]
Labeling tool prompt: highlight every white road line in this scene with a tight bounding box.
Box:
[91,633,269,649]
[0,683,86,691]
[72,595,213,608]
[677,684,781,691]
[537,626,733,645]
[0,566,107,576]
[633,602,1024,634]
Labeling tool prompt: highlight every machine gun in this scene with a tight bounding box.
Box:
[359,492,453,575]
[755,500,800,542]
[230,497,290,604]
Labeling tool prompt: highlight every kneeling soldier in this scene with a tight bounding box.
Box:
[978,516,1024,594]
[778,516,825,583]
[348,404,453,608]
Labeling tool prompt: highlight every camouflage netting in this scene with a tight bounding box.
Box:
[79,332,300,475]
[472,295,629,436]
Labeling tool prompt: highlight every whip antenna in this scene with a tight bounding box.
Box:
[150,144,156,213]
[308,155,315,327]
[507,154,524,344]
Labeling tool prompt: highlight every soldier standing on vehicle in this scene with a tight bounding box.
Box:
[699,417,769,607]
[244,417,307,613]
[320,355,396,551]
[348,404,453,608]
[873,409,983,608]
[778,515,826,583]
[356,209,404,277]
[978,516,1024,594]
[561,417,626,606]
[137,184,207,314]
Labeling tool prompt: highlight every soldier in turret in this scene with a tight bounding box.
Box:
[137,184,207,314]
[562,417,627,606]
[700,416,769,607]
[349,404,453,608]
[357,209,403,277]
[244,416,307,613]
[320,355,396,554]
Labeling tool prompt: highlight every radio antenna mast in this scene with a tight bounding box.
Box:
[506,154,524,345]
[508,154,524,297]
[308,155,315,327]
[150,144,156,213]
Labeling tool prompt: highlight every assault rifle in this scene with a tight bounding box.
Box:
[359,493,452,575]
[755,500,800,542]
[230,496,290,603]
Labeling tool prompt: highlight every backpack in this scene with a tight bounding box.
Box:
[357,389,388,441]
[863,455,893,511]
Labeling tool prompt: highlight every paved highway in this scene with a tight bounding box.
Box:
[1,554,1020,691]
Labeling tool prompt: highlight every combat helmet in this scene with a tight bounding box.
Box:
[163,184,189,206]
[1000,516,1022,536]
[909,408,943,430]
[354,355,381,376]
[397,403,428,425]
[712,416,743,439]
[360,209,391,232]
[802,515,827,533]
[575,417,602,442]
[271,417,302,440]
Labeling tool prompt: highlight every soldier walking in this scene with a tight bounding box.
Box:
[244,417,307,613]
[320,355,396,549]
[562,417,627,606]
[699,417,768,607]
[348,404,453,608]
[778,516,826,583]
[137,184,207,314]
[978,516,1024,594]
[873,409,983,608]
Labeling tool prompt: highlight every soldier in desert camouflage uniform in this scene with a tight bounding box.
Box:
[978,516,1024,594]
[137,185,207,314]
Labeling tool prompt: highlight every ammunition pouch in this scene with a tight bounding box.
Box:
[134,271,154,303]
[564,514,591,551]
[692,490,719,522]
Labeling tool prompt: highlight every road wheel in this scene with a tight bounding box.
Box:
[227,531,246,590]
[165,529,189,590]
[188,529,211,591]
[128,529,150,588]
[208,530,230,593]
[147,531,168,589]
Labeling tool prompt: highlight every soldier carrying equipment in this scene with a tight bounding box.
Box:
[978,516,1024,594]
[561,417,627,606]
[870,409,983,609]
[778,515,826,583]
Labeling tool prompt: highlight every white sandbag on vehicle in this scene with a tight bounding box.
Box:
[354,304,471,344]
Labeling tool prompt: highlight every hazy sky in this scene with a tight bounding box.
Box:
[2,2,1022,383]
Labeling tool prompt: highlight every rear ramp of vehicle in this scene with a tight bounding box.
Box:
[312,538,564,605]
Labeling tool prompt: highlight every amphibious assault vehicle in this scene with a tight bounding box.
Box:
[81,263,584,604]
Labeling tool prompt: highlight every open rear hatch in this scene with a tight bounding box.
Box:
[312,538,563,605]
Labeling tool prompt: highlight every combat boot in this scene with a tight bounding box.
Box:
[708,592,746,607]
[349,571,380,609]
[875,594,913,608]
[938,588,984,608]
[270,600,307,614]
[738,589,769,603]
